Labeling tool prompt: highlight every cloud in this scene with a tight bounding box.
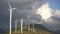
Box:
[43,10,60,30]
[54,10,60,17]
[35,2,60,31]
[0,0,47,30]
[36,2,52,21]
[50,10,60,22]
[10,0,46,9]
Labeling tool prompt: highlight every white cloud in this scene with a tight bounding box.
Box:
[54,10,60,18]
[43,10,60,30]
[36,2,52,21]
[35,2,60,30]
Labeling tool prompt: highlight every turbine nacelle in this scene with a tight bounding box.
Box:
[9,8,17,11]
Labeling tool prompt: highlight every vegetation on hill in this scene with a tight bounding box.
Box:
[5,24,54,34]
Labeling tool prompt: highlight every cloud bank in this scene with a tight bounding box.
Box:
[35,2,60,30]
[0,0,47,30]
[36,2,52,21]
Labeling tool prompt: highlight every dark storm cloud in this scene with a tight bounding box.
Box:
[11,0,46,20]
[51,16,60,22]
[0,0,47,30]
[0,0,10,30]
[8,0,46,9]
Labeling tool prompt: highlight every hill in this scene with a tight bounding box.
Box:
[5,24,54,34]
[53,30,60,34]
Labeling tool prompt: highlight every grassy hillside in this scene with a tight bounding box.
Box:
[5,24,54,34]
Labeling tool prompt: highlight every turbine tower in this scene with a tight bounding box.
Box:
[8,0,16,34]
[27,16,31,31]
[20,18,24,33]
[31,1,38,32]
[15,19,18,32]
[8,2,13,34]
[32,20,36,32]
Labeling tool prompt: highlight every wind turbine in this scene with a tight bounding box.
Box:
[8,1,17,34]
[27,16,31,31]
[31,1,39,32]
[15,19,18,32]
[20,18,24,33]
[31,1,37,32]
[32,19,36,32]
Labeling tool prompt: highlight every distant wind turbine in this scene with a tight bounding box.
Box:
[20,18,24,33]
[15,19,18,32]
[31,1,37,32]
[27,16,31,31]
[32,20,36,32]
[8,1,17,34]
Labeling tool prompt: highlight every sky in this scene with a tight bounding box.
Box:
[0,0,60,31]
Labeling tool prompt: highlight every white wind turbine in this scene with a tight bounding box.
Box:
[32,1,38,32]
[27,16,31,31]
[31,19,36,32]
[15,19,18,32]
[20,18,24,33]
[8,0,17,34]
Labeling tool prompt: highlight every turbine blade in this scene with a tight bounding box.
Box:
[8,2,12,9]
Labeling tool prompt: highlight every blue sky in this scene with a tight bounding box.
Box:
[47,0,60,10]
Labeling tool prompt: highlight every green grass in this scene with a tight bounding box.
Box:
[5,27,53,34]
[5,24,54,34]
